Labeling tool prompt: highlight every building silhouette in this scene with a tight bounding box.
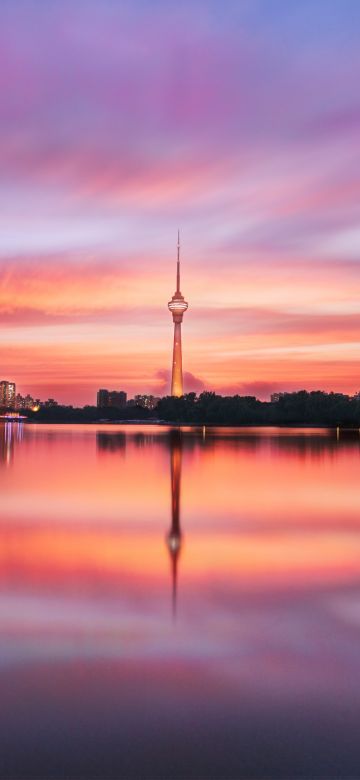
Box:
[15,393,41,411]
[97,389,127,409]
[168,232,188,397]
[133,394,160,410]
[0,380,16,408]
[166,430,183,617]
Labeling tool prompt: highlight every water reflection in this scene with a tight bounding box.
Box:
[166,430,183,618]
[0,422,23,466]
[97,432,126,453]
[96,424,360,460]
[1,424,360,779]
[97,426,184,617]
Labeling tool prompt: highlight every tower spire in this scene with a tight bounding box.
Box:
[168,231,188,397]
[176,229,180,293]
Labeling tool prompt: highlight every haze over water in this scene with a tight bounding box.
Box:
[1,422,360,778]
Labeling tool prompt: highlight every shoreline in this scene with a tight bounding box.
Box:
[6,419,360,431]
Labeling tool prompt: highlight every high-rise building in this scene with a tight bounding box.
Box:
[168,232,188,397]
[97,389,127,409]
[0,380,16,408]
[44,398,58,408]
[133,394,160,410]
[15,393,40,410]
[15,393,24,409]
[97,389,109,408]
[109,391,127,408]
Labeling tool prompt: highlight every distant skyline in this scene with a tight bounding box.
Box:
[0,0,359,404]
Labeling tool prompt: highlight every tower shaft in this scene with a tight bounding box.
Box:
[168,232,188,397]
[171,321,183,397]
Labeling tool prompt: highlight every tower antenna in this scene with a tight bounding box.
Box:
[168,230,188,397]
[176,229,180,293]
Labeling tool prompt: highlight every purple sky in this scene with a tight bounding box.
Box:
[0,0,359,402]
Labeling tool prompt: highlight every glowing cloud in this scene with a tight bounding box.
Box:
[0,0,359,402]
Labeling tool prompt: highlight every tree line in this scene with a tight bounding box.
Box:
[156,390,360,425]
[20,390,360,426]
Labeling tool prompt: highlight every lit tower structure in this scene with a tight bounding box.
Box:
[168,231,188,397]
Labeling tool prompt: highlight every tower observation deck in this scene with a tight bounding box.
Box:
[168,232,188,397]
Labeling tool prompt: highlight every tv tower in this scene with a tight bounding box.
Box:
[168,231,188,396]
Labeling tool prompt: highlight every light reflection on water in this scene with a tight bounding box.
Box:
[0,423,360,779]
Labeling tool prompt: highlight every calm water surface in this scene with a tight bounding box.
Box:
[1,423,360,779]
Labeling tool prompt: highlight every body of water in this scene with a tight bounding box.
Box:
[0,423,359,778]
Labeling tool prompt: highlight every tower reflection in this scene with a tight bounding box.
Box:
[166,429,183,618]
[0,422,24,467]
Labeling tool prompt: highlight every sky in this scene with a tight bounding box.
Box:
[0,0,359,404]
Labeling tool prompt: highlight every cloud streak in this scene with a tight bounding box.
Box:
[0,0,359,401]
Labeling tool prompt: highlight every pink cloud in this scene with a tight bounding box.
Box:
[154,369,205,396]
[0,2,359,402]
